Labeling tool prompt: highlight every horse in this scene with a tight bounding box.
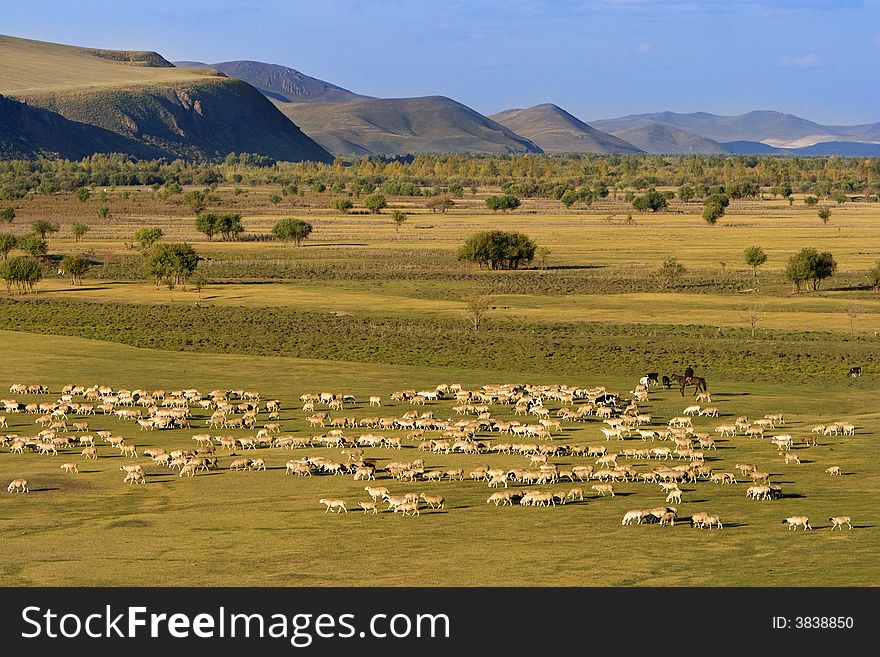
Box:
[669,373,708,397]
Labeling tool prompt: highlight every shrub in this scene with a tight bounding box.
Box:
[272,218,313,246]
[458,230,537,270]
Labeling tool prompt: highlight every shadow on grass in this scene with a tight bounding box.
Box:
[29,487,60,492]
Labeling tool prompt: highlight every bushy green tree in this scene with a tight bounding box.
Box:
[743,245,767,279]
[272,218,313,246]
[786,247,837,293]
[458,230,537,270]
[0,256,42,294]
[195,212,218,240]
[804,196,819,206]
[363,193,387,214]
[75,188,91,203]
[485,194,521,213]
[60,253,90,285]
[427,196,455,213]
[71,221,90,243]
[632,188,668,213]
[134,227,164,250]
[818,207,832,224]
[333,198,354,214]
[0,232,16,259]
[656,256,686,289]
[17,233,48,257]
[32,219,59,240]
[0,208,14,223]
[391,211,407,232]
[143,242,200,289]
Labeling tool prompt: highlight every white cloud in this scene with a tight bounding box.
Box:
[779,53,822,68]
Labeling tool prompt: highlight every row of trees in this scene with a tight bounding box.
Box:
[3,153,877,200]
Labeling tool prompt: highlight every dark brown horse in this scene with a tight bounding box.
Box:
[669,373,708,397]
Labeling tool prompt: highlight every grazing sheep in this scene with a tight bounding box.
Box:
[487,492,512,506]
[319,498,348,513]
[622,509,644,525]
[364,486,389,501]
[783,452,801,464]
[395,501,420,516]
[119,465,145,485]
[420,493,445,509]
[700,514,723,529]
[7,478,28,493]
[250,458,266,471]
[592,484,614,497]
[60,463,79,474]
[783,516,812,531]
[825,466,841,476]
[359,501,378,514]
[665,489,683,504]
[81,446,98,460]
[229,458,251,471]
[659,511,677,526]
[565,488,584,502]
[829,516,852,530]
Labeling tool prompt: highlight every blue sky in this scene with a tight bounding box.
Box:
[5,0,879,124]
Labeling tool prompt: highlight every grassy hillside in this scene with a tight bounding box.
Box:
[0,34,332,162]
[490,104,642,154]
[279,96,543,155]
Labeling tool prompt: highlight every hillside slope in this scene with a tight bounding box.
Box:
[279,96,543,155]
[0,94,167,160]
[490,104,641,153]
[608,121,727,154]
[0,35,332,162]
[174,60,367,104]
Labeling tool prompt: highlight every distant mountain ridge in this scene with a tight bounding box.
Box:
[592,110,880,151]
[173,60,368,104]
[489,104,641,154]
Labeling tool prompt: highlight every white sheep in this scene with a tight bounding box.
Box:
[60,463,79,474]
[828,516,852,530]
[783,516,812,530]
[319,498,348,513]
[7,478,28,493]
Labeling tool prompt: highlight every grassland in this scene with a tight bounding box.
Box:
[0,183,878,587]
[1,331,877,587]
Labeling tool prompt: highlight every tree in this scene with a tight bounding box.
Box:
[656,256,686,289]
[190,270,209,301]
[786,247,837,293]
[485,194,521,213]
[0,232,16,259]
[458,230,537,270]
[804,196,819,206]
[17,233,48,257]
[215,213,244,240]
[844,302,863,336]
[60,254,90,285]
[702,202,725,225]
[632,188,668,213]
[0,256,42,294]
[195,212,218,240]
[391,211,407,233]
[743,246,767,280]
[184,190,206,214]
[97,207,110,219]
[134,227,164,250]
[272,218,313,246]
[535,246,551,270]
[560,189,579,208]
[143,242,199,290]
[742,300,764,339]
[463,294,493,331]
[269,194,282,206]
[427,196,455,213]
[32,219,59,240]
[818,207,832,224]
[678,185,695,203]
[834,192,848,205]
[71,221,90,243]
[0,208,14,223]
[363,193,387,214]
[870,261,880,292]
[75,188,91,203]
[333,198,354,214]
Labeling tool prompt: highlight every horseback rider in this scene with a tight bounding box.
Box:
[683,365,694,385]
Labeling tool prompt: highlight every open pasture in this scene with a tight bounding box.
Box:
[0,331,876,587]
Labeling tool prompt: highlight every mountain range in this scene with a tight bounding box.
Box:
[1,34,877,162]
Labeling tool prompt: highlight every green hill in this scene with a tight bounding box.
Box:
[0,35,331,162]
[279,96,542,155]
[489,104,642,154]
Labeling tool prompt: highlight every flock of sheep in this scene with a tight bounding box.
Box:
[1,378,858,532]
